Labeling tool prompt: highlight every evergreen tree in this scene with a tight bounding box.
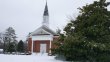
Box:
[17,40,24,53]
[54,0,110,62]
[3,27,17,53]
[7,42,16,53]
[5,27,16,43]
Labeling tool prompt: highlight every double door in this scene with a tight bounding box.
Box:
[40,44,47,53]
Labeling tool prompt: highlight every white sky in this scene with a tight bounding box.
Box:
[0,0,110,41]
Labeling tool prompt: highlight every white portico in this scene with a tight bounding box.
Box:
[28,26,57,54]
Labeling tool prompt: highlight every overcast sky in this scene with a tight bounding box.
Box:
[0,0,110,41]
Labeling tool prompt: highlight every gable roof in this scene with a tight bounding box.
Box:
[31,25,57,36]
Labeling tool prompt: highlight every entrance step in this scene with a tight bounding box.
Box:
[32,53,48,56]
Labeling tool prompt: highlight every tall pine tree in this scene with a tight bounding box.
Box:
[4,27,17,53]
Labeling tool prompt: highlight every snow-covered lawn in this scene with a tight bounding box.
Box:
[0,54,66,62]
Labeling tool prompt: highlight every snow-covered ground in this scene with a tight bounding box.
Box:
[0,53,67,62]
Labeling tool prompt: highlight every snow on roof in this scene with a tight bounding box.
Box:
[31,26,58,36]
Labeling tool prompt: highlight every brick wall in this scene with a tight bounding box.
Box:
[28,38,32,52]
[33,40,50,53]
[28,35,59,54]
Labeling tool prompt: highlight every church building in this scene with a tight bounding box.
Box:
[27,1,59,54]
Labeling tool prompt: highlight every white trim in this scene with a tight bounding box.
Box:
[32,29,52,36]
[41,29,51,34]
[31,26,55,36]
[32,35,53,41]
[49,40,52,54]
[31,27,42,35]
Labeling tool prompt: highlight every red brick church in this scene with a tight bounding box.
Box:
[27,1,59,54]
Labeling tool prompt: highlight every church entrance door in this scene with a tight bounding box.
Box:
[40,44,47,53]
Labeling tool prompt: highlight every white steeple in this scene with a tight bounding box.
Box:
[42,1,49,27]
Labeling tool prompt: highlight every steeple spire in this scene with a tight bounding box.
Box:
[42,0,49,27]
[43,0,49,16]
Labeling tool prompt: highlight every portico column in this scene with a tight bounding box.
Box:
[49,40,51,54]
[31,40,33,54]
